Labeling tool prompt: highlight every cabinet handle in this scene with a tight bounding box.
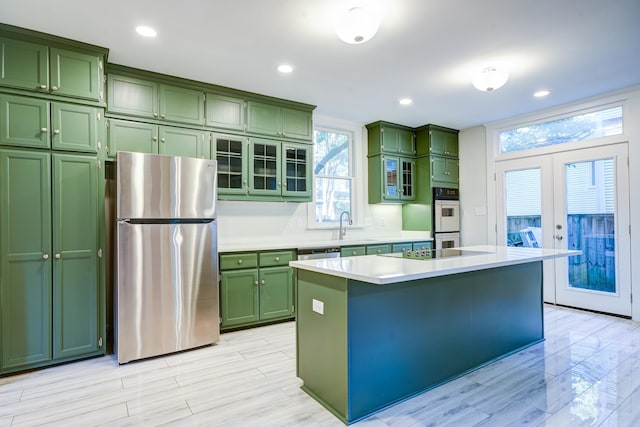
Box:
[282,133,286,137]
[39,84,47,89]
[153,112,158,118]
[42,253,49,260]
[254,280,259,285]
[261,279,265,285]
[55,253,61,259]
[352,251,357,256]
[238,259,243,264]
[51,86,58,91]
[275,257,280,262]
[161,138,166,143]
[152,137,158,141]
[54,129,60,135]
[377,249,382,253]
[278,182,281,187]
[161,114,166,119]
[41,127,48,133]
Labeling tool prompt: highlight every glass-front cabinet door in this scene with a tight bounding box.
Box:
[400,158,415,200]
[249,138,280,196]
[282,143,311,198]
[215,134,247,195]
[383,156,399,200]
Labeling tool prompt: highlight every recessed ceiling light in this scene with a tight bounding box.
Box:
[399,98,412,105]
[136,26,157,37]
[534,90,550,97]
[277,64,294,73]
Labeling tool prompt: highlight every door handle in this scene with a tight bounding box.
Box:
[554,234,564,241]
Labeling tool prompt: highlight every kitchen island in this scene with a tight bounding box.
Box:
[290,245,579,424]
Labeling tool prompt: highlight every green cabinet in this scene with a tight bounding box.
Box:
[247,138,312,200]
[416,124,459,157]
[366,244,392,255]
[219,250,295,330]
[214,133,248,196]
[392,242,413,253]
[247,101,312,140]
[366,121,415,156]
[0,149,100,374]
[107,118,210,159]
[431,156,459,185]
[0,94,100,153]
[341,246,366,257]
[205,93,246,131]
[368,155,415,203]
[107,74,205,126]
[0,37,104,102]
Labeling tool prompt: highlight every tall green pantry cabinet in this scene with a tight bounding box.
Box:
[0,24,107,375]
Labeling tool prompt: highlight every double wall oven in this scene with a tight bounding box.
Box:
[432,187,460,250]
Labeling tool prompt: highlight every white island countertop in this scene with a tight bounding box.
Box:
[289,245,581,285]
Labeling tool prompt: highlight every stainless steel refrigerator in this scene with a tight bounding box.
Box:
[115,151,219,364]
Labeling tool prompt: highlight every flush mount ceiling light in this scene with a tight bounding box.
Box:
[335,7,380,44]
[534,90,550,97]
[472,67,509,92]
[277,64,294,73]
[399,98,413,105]
[136,26,157,37]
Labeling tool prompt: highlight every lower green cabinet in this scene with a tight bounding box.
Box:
[366,244,392,255]
[392,242,413,253]
[220,250,294,330]
[0,149,101,374]
[341,246,366,257]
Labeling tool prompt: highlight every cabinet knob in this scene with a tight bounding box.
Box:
[39,84,47,89]
[261,279,265,285]
[275,257,280,262]
[153,112,158,117]
[51,86,58,91]
[238,259,243,264]
[254,280,259,285]
[55,253,61,259]
[161,138,165,143]
[352,251,357,256]
[41,127,48,133]
[152,137,158,141]
[161,114,166,119]
[54,129,60,135]
[42,253,49,260]
[377,249,382,253]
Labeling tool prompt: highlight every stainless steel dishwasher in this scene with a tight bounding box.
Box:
[297,247,341,260]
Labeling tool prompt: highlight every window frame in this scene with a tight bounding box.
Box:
[307,120,360,229]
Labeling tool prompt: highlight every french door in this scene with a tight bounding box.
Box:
[496,144,631,316]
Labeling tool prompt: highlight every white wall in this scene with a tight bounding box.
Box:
[458,126,488,246]
[459,86,640,322]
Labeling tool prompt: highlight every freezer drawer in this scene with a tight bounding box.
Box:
[116,221,219,363]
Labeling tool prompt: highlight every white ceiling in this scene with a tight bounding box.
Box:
[1,0,639,130]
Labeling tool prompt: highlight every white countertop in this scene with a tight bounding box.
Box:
[218,234,433,253]
[289,245,581,285]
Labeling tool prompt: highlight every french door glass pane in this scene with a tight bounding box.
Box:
[565,159,616,293]
[504,168,542,247]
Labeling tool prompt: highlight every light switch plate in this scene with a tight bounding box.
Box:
[312,299,324,315]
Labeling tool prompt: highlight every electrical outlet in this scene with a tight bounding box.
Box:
[312,299,324,315]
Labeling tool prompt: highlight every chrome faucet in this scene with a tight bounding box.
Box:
[339,211,352,240]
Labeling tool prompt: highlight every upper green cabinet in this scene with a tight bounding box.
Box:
[415,124,459,157]
[0,94,101,153]
[107,118,210,159]
[366,121,415,156]
[247,101,312,140]
[205,93,246,132]
[368,155,415,203]
[214,133,248,196]
[107,74,205,126]
[247,138,312,200]
[431,156,459,185]
[0,36,104,102]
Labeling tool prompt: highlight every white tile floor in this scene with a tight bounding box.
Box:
[1,304,639,426]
